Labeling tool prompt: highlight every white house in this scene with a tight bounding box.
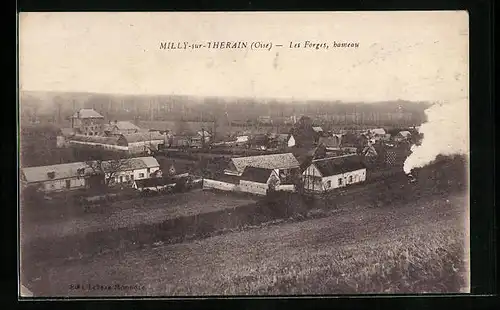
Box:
[21,157,161,193]
[239,166,280,195]
[395,130,412,142]
[104,156,161,185]
[302,154,367,193]
[21,162,92,193]
[224,153,300,179]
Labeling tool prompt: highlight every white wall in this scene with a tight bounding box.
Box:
[203,179,240,192]
[239,180,268,195]
[128,140,164,154]
[321,168,366,191]
[107,166,160,184]
[42,177,86,192]
[288,135,296,147]
[276,184,295,192]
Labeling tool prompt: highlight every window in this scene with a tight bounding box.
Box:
[139,173,145,178]
[119,176,123,183]
[89,132,93,136]
[338,178,343,186]
[348,175,353,183]
[326,180,332,188]
[66,179,71,189]
[130,175,134,180]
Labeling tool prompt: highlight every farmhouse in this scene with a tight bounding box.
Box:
[21,162,92,193]
[21,156,161,193]
[239,167,280,195]
[302,154,367,192]
[104,121,141,136]
[102,156,161,185]
[224,153,300,178]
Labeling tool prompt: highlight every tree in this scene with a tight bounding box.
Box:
[84,151,132,189]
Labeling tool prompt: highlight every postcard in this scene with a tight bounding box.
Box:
[18,11,469,297]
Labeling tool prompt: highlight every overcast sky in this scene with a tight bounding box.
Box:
[19,11,468,103]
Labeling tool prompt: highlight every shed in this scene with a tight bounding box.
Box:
[239,167,280,195]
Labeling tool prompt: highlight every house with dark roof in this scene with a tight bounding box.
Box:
[132,176,177,192]
[239,167,280,195]
[302,154,367,192]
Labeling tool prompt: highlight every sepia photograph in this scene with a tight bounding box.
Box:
[18,11,469,297]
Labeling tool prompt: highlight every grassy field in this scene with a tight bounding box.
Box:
[25,191,468,296]
[22,190,257,243]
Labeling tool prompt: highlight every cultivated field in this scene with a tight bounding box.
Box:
[21,190,257,243]
[24,190,468,296]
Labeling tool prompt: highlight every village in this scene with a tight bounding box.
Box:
[20,107,420,202]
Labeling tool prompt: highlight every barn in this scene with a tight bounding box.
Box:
[302,154,367,192]
[224,153,300,178]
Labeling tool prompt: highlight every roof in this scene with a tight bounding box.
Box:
[236,135,249,142]
[310,155,366,177]
[230,153,300,172]
[71,109,104,119]
[113,121,141,131]
[69,134,121,145]
[22,157,160,183]
[275,134,289,142]
[312,126,323,132]
[134,177,176,188]
[121,132,165,143]
[398,130,411,137]
[370,128,386,135]
[240,167,274,183]
[22,162,92,183]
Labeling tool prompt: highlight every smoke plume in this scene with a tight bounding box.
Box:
[403,99,469,174]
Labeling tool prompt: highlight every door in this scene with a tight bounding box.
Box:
[65,179,71,189]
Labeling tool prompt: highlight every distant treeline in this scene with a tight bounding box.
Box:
[20,91,430,128]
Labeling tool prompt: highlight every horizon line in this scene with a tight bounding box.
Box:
[19,89,433,105]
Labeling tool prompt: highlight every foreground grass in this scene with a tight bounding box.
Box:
[221,221,467,294]
[30,193,467,296]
